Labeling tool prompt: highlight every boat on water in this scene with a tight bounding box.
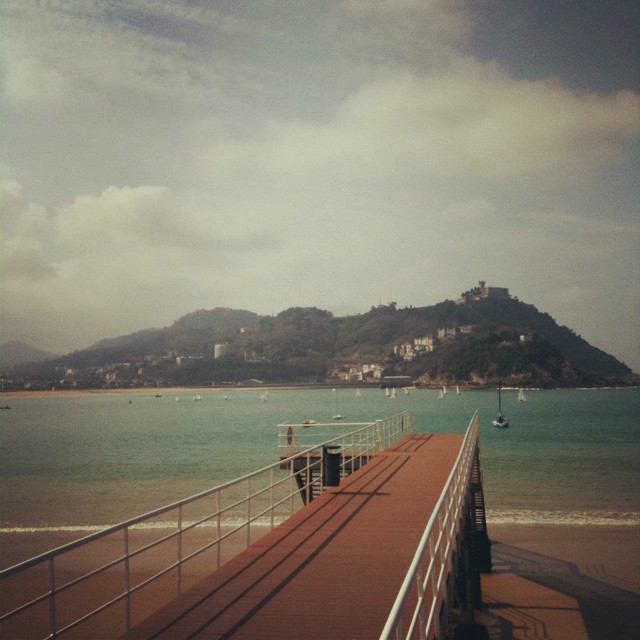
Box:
[332,389,345,420]
[438,390,444,400]
[442,385,448,395]
[385,387,390,398]
[0,405,11,410]
[492,381,509,428]
[456,386,460,396]
[356,388,362,398]
[518,388,527,403]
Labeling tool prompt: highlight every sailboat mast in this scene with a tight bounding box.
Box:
[498,381,502,414]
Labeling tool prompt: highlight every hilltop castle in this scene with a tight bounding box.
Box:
[456,280,510,305]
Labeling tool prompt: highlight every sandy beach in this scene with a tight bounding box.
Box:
[478,523,640,640]
[2,523,639,638]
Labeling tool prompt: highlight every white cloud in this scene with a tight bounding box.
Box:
[202,62,640,187]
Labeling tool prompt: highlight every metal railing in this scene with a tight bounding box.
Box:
[0,411,413,639]
[379,410,480,640]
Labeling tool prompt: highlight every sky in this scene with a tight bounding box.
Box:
[1,0,639,371]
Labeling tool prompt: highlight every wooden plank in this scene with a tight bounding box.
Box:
[122,434,464,639]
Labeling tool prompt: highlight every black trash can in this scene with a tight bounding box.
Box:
[322,445,341,487]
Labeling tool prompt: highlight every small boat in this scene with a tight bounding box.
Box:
[175,397,181,402]
[456,386,460,396]
[223,394,230,400]
[302,419,317,426]
[332,389,344,420]
[404,387,409,395]
[154,393,162,398]
[260,390,269,402]
[442,385,448,395]
[438,390,444,400]
[356,388,362,398]
[0,405,11,410]
[492,381,509,428]
[385,387,390,398]
[391,387,397,399]
[518,388,527,403]
[193,395,202,402]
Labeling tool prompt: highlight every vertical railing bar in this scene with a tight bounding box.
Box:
[270,468,275,530]
[216,491,221,570]
[48,556,56,639]
[416,566,427,640]
[246,477,252,547]
[124,527,131,632]
[177,505,183,596]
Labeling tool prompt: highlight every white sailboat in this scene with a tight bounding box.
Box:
[385,387,391,398]
[391,387,397,399]
[518,388,527,403]
[456,386,460,396]
[492,381,509,428]
[442,385,448,395]
[356,388,362,398]
[332,389,344,420]
[438,389,444,400]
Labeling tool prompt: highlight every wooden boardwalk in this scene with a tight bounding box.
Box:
[122,433,465,640]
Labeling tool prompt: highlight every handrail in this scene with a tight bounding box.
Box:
[379,410,480,640]
[0,410,413,639]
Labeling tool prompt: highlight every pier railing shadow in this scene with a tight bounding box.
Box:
[480,539,640,640]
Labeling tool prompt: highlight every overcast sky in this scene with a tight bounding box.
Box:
[1,0,639,371]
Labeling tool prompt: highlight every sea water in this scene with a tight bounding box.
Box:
[1,387,638,532]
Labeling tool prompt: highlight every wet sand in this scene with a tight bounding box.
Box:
[2,523,639,638]
[478,523,640,640]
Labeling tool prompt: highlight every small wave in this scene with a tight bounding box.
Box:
[486,509,640,526]
[0,517,290,534]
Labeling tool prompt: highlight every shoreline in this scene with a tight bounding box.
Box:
[2,384,639,399]
[2,523,638,638]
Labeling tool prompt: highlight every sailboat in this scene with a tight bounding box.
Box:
[356,388,362,398]
[438,389,444,400]
[332,389,344,420]
[456,386,460,396]
[442,385,448,395]
[385,387,391,398]
[518,388,527,403]
[492,381,509,428]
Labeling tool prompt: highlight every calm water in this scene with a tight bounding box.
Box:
[1,388,639,530]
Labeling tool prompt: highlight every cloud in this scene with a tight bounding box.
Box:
[202,61,640,188]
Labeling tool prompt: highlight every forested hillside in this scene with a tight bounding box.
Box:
[3,297,634,389]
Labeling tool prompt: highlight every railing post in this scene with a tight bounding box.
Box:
[48,557,56,639]
[416,567,427,640]
[246,477,252,547]
[177,505,183,596]
[124,527,131,632]
[216,491,222,570]
[270,468,275,530]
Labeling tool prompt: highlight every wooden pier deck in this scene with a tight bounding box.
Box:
[122,433,465,640]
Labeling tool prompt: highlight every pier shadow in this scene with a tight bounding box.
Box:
[479,540,640,640]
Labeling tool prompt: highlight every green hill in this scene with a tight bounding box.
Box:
[4,297,634,389]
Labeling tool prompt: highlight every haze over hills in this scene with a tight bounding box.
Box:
[2,290,635,390]
[0,341,59,370]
